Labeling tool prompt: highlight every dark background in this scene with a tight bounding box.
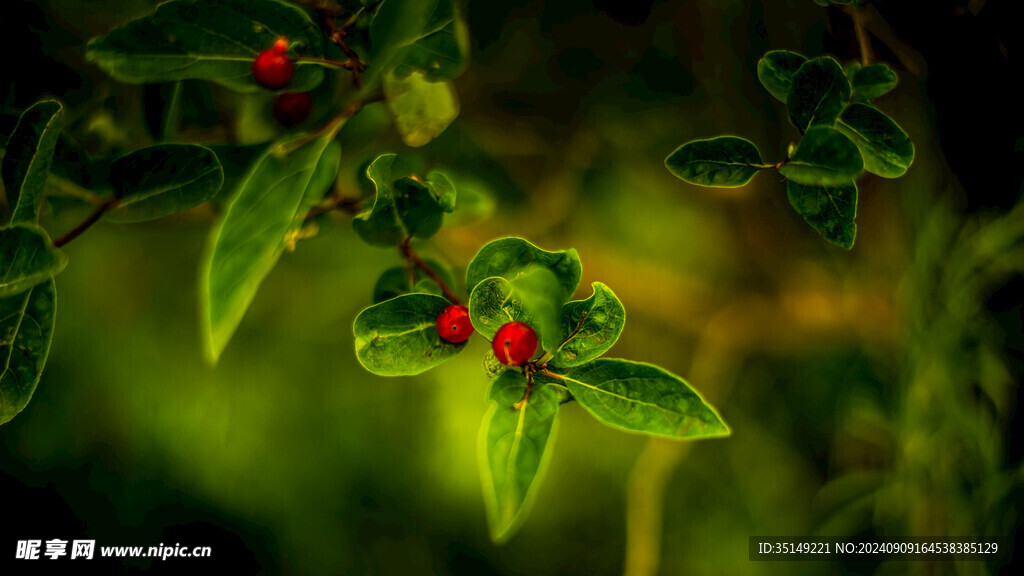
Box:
[2,0,1022,574]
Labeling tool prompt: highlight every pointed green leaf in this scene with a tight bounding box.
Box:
[553,359,729,439]
[787,180,857,249]
[778,126,863,186]
[372,257,454,303]
[757,50,807,102]
[3,100,63,224]
[383,71,459,148]
[201,133,334,362]
[466,237,581,302]
[353,293,467,376]
[550,282,625,369]
[478,371,560,542]
[352,154,447,247]
[105,144,224,222]
[848,63,898,101]
[302,140,343,214]
[369,0,452,76]
[394,15,469,82]
[469,268,564,353]
[0,278,56,425]
[0,226,67,299]
[85,0,326,93]
[665,136,763,188]
[835,103,914,178]
[787,57,850,132]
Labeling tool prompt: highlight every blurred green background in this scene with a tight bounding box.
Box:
[2,0,1022,574]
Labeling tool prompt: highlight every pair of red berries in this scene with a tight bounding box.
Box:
[435,306,538,366]
[253,38,312,126]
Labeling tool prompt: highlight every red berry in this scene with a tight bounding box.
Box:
[253,39,294,89]
[273,92,313,126]
[436,305,473,343]
[492,321,538,366]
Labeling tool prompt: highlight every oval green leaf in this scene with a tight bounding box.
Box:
[778,126,863,186]
[787,56,850,132]
[550,282,625,369]
[469,269,563,353]
[757,50,807,103]
[848,63,898,101]
[554,358,729,440]
[465,237,581,301]
[368,0,453,79]
[665,136,763,188]
[478,371,560,543]
[85,0,326,93]
[0,225,67,299]
[353,293,467,376]
[105,144,224,222]
[201,134,335,362]
[836,103,914,178]
[352,154,447,247]
[786,180,858,250]
[0,278,56,425]
[383,71,460,148]
[2,100,63,224]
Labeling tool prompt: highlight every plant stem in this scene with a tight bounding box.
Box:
[844,4,875,66]
[304,193,362,220]
[513,366,536,410]
[399,237,462,305]
[53,197,119,248]
[296,56,359,71]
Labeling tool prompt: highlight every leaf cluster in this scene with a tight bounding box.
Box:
[352,236,729,541]
[665,51,914,249]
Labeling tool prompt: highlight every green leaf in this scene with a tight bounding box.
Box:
[353,293,467,376]
[302,140,343,214]
[369,0,452,75]
[778,126,863,186]
[835,103,914,178]
[664,136,763,188]
[427,171,457,212]
[786,180,857,249]
[465,237,582,302]
[104,144,224,222]
[0,226,68,299]
[550,282,625,369]
[383,71,459,147]
[0,278,56,425]
[372,257,454,303]
[202,143,267,207]
[757,50,807,103]
[469,268,563,352]
[86,0,326,93]
[352,154,447,247]
[787,56,850,132]
[393,14,469,82]
[848,62,898,100]
[2,100,63,224]
[478,370,560,542]
[200,133,334,362]
[553,359,729,440]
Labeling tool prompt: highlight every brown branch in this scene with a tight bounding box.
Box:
[53,197,119,248]
[304,193,362,220]
[316,5,366,87]
[399,237,462,305]
[513,365,537,410]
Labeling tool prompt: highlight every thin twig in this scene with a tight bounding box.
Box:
[53,197,119,248]
[399,237,462,305]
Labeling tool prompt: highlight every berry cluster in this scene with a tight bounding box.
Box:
[435,306,538,367]
[252,38,312,126]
